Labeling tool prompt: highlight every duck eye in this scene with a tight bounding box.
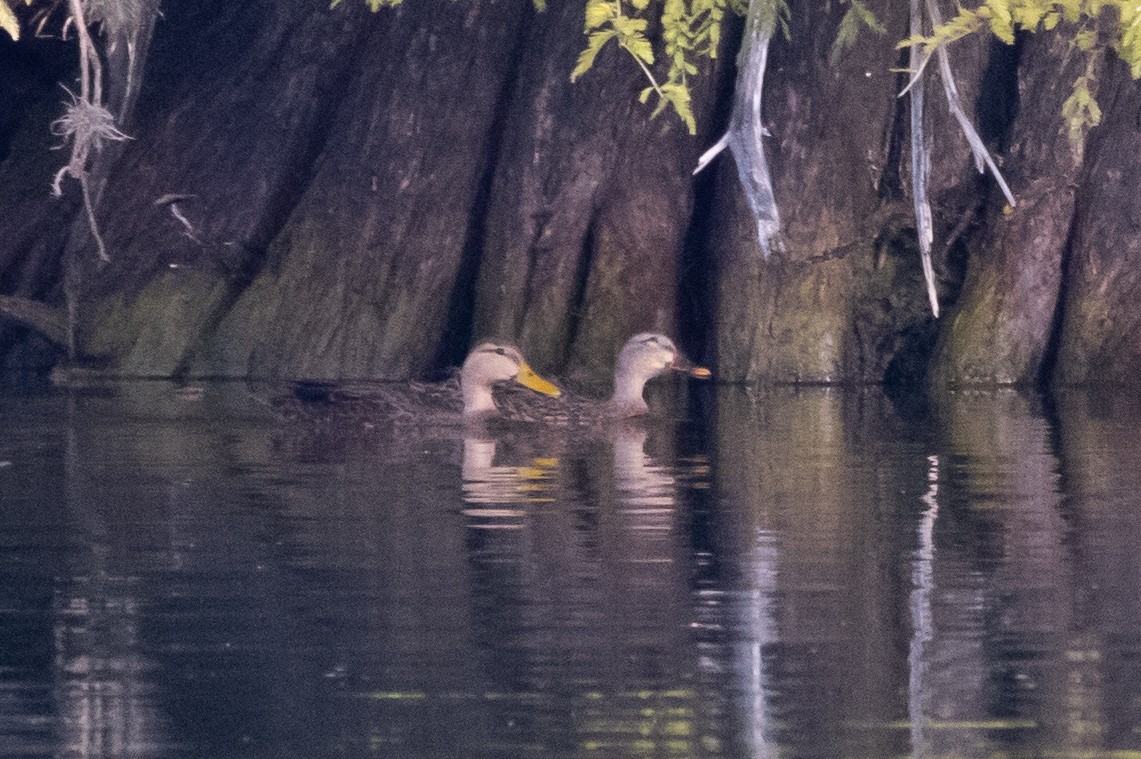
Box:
[495,347,507,356]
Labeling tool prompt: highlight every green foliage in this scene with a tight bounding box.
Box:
[1061,54,1102,146]
[332,0,403,10]
[830,0,887,65]
[1,0,32,42]
[571,0,768,134]
[1114,0,1141,76]
[337,0,1141,138]
[902,0,1141,148]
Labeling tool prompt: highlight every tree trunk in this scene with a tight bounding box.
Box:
[1,0,1140,389]
[711,0,932,383]
[195,0,536,379]
[930,33,1106,388]
[470,0,723,385]
[1053,63,1141,387]
[50,0,383,376]
[0,37,81,367]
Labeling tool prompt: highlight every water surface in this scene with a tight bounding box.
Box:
[1,379,1139,758]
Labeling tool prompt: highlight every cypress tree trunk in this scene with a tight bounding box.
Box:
[0,37,82,367]
[1053,62,1141,388]
[470,0,722,385]
[711,0,922,383]
[52,0,382,376]
[1,0,1139,389]
[197,0,535,379]
[930,33,1106,388]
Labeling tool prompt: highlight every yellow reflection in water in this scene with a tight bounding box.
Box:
[461,436,559,512]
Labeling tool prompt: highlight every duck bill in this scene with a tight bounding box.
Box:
[670,353,712,379]
[514,363,562,397]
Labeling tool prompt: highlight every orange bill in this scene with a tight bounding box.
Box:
[514,362,562,397]
[670,352,712,379]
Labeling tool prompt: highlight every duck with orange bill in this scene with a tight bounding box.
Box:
[493,332,711,425]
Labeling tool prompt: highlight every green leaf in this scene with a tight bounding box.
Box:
[1073,26,1096,52]
[1120,1,1141,76]
[1061,0,1080,24]
[584,0,614,31]
[985,0,1015,44]
[571,29,617,81]
[613,15,649,34]
[830,3,867,66]
[1,1,20,41]
[620,32,655,65]
[897,33,934,49]
[662,83,697,133]
[1011,0,1045,31]
[851,0,886,34]
[1061,68,1102,148]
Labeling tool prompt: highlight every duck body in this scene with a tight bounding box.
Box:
[274,376,464,427]
[273,341,560,428]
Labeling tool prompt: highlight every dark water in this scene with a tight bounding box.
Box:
[1,379,1140,758]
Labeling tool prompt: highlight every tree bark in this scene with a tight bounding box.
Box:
[0,295,66,346]
[1053,63,1141,387]
[195,0,535,379]
[930,33,1106,388]
[1,0,1139,389]
[470,0,722,385]
[711,0,919,383]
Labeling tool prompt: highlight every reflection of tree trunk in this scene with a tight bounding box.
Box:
[933,389,1141,754]
[711,387,905,751]
[907,455,938,757]
[54,394,167,754]
[1054,391,1141,749]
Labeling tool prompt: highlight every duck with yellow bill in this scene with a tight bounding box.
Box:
[273,340,561,428]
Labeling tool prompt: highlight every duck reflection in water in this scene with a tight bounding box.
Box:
[460,422,682,514]
[457,418,718,753]
[612,424,677,508]
[461,329,709,529]
[461,435,558,519]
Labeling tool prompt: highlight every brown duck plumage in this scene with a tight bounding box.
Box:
[272,341,560,428]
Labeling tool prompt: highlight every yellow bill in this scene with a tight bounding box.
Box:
[689,366,712,379]
[514,362,562,397]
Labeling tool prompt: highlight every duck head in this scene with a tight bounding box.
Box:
[608,332,710,417]
[461,341,561,420]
